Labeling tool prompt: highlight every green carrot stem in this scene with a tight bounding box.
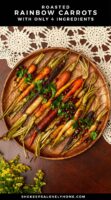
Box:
[10,98,28,118]
[0,98,18,120]
[82,95,95,117]
[61,135,81,154]
[12,116,36,139]
[49,50,70,69]
[77,87,88,98]
[40,138,51,150]
[34,134,43,157]
[41,127,57,145]
[68,54,80,72]
[85,72,98,88]
[82,86,97,106]
[48,52,62,67]
[96,107,108,122]
[79,57,89,79]
[33,53,45,65]
[5,114,27,139]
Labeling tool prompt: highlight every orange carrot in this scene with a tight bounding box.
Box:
[28,64,37,74]
[63,78,84,102]
[17,66,51,102]
[51,125,64,139]
[34,100,52,118]
[17,64,37,91]
[35,66,51,81]
[56,71,71,90]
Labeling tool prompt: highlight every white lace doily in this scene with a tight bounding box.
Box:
[0,26,111,144]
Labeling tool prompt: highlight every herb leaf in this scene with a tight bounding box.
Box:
[34,80,43,94]
[26,91,35,101]
[79,117,93,128]
[42,83,56,98]
[51,94,63,109]
[24,73,33,84]
[73,121,79,129]
[90,131,97,140]
[16,66,27,78]
[58,108,63,116]
[42,98,48,103]
[34,81,56,99]
[50,83,56,98]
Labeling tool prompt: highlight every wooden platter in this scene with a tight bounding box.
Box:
[1,47,110,160]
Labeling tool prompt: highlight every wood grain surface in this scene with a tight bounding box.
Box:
[0,59,111,194]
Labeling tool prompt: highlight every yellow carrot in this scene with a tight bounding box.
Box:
[34,100,52,118]
[52,120,74,147]
[26,96,43,115]
[51,125,64,139]
[55,79,74,97]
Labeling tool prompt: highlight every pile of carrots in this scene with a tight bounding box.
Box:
[0,50,108,157]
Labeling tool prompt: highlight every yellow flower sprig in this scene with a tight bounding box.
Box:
[0,154,46,194]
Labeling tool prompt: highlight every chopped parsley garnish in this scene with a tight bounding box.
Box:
[42,98,48,103]
[26,91,35,101]
[90,131,97,140]
[24,73,33,84]
[34,80,43,94]
[34,81,56,99]
[79,117,93,128]
[51,94,63,109]
[51,96,75,121]
[73,121,79,129]
[42,83,56,98]
[50,83,56,98]
[16,66,27,78]
[72,117,93,130]
[58,108,64,116]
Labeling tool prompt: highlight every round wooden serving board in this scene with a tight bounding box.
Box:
[1,47,111,160]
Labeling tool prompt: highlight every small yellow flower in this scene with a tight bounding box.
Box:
[1,169,11,176]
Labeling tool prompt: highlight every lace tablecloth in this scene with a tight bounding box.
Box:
[0,26,111,144]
